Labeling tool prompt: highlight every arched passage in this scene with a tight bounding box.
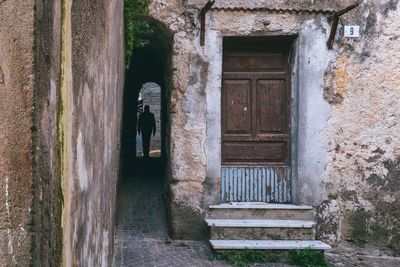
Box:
[120,17,173,173]
[136,82,162,157]
[114,16,174,264]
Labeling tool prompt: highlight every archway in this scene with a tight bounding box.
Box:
[114,16,173,264]
[120,16,173,173]
[136,82,162,158]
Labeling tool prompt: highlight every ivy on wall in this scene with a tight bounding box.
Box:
[124,0,152,70]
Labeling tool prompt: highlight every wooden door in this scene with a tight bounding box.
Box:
[221,37,292,166]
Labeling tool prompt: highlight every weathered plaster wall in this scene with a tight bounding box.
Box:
[297,21,334,205]
[0,1,36,265]
[149,0,207,239]
[318,0,400,255]
[33,0,62,265]
[205,10,336,212]
[150,1,400,254]
[33,0,124,264]
[58,0,124,265]
[1,0,62,265]
[148,0,338,239]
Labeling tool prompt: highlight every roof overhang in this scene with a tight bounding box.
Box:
[188,0,359,13]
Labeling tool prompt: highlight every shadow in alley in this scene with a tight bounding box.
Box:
[113,15,228,267]
[114,158,168,240]
[112,158,226,266]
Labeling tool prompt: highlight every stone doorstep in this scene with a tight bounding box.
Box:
[209,203,313,210]
[205,219,316,228]
[209,240,332,250]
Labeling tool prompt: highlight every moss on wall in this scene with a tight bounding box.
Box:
[58,0,73,265]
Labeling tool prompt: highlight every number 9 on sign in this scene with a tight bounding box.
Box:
[344,26,360,37]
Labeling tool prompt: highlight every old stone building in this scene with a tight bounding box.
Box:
[0,0,399,266]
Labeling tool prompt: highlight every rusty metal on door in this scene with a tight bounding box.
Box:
[221,37,293,203]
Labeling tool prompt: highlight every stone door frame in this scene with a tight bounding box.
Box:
[204,33,300,205]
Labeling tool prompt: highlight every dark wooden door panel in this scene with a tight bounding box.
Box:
[223,142,286,163]
[222,37,292,166]
[222,80,251,134]
[223,53,286,72]
[257,79,286,133]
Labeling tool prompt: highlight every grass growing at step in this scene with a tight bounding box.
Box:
[211,248,280,266]
[288,247,330,267]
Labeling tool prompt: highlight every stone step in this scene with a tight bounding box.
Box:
[206,219,316,240]
[205,219,315,228]
[210,226,315,240]
[209,240,332,250]
[207,203,315,220]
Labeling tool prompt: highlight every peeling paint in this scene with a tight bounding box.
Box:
[5,177,13,258]
[5,177,10,217]
[319,0,400,255]
[76,131,88,191]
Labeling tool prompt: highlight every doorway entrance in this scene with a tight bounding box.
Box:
[220,36,294,203]
[136,82,162,158]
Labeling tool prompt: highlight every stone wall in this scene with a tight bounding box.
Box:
[62,0,124,265]
[0,0,124,265]
[148,0,400,255]
[0,0,62,265]
[33,0,62,265]
[0,1,36,265]
[318,0,400,255]
[149,0,339,240]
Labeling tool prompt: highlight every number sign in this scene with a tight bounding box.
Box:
[344,26,360,37]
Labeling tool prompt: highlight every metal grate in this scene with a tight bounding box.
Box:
[221,166,291,203]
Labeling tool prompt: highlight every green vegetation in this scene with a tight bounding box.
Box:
[212,247,329,267]
[288,247,330,267]
[268,252,281,263]
[124,0,152,69]
[213,248,280,266]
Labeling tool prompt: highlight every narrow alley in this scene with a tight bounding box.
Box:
[112,159,228,266]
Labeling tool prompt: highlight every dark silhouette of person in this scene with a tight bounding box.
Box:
[138,105,156,158]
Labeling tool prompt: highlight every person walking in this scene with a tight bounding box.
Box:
[138,105,156,158]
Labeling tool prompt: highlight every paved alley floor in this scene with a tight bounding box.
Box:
[112,163,230,267]
[112,160,400,267]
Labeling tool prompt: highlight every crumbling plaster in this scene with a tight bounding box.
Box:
[149,0,341,239]
[0,0,36,265]
[150,0,400,253]
[319,0,400,254]
[66,0,125,265]
[0,0,62,265]
[0,0,124,264]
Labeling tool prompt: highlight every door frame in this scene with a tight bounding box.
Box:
[219,36,298,203]
[221,36,293,167]
[203,33,300,204]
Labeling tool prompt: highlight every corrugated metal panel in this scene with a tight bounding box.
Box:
[221,166,291,203]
